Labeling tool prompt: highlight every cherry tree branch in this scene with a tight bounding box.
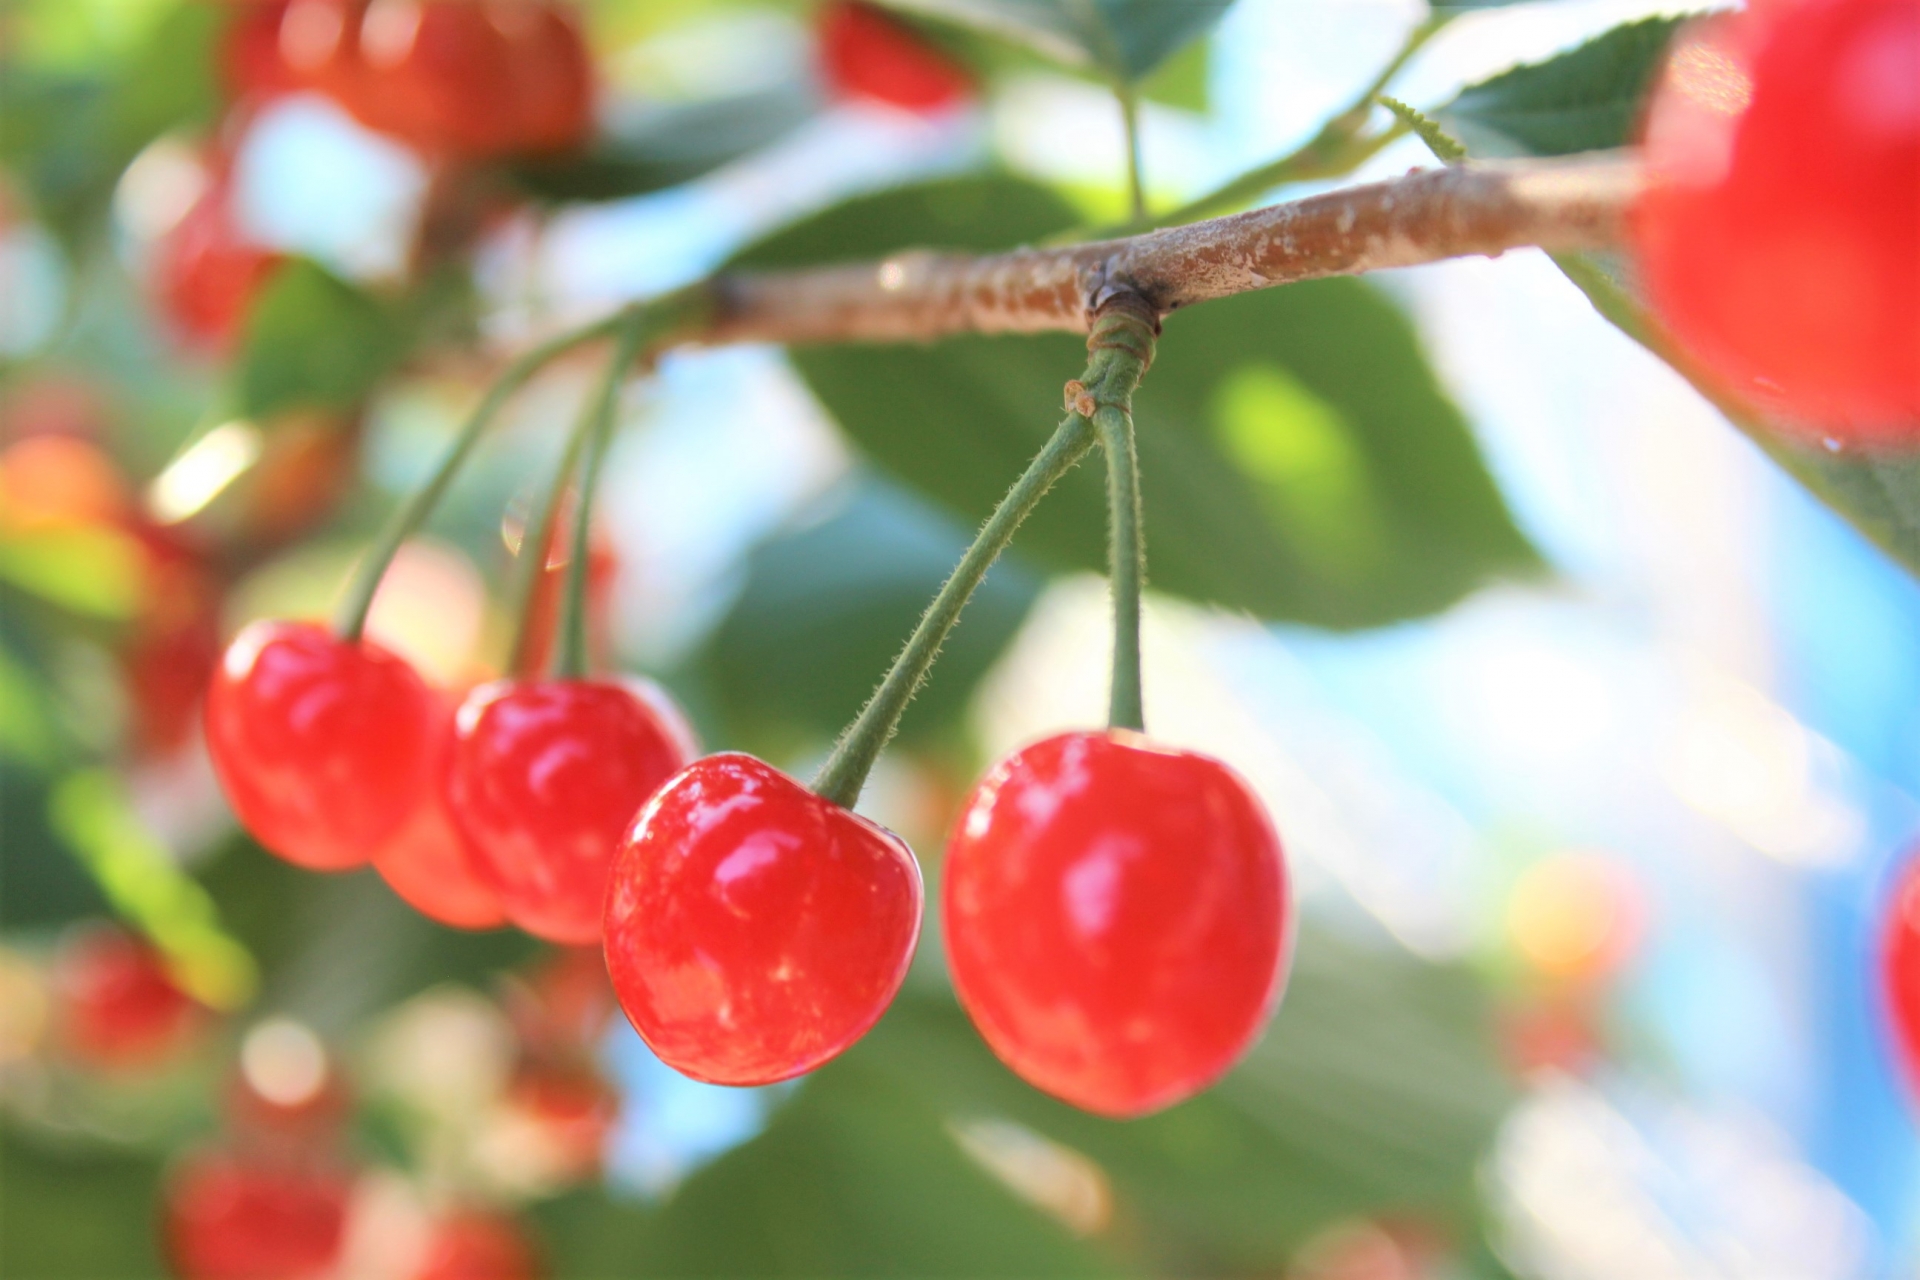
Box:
[703,151,1640,345]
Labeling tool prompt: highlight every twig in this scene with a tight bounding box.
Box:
[705,152,1640,345]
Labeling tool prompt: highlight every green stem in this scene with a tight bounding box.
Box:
[1116,12,1445,234]
[553,312,650,681]
[811,298,1159,809]
[334,312,627,641]
[1118,82,1147,222]
[812,413,1098,811]
[505,386,602,678]
[1096,400,1144,731]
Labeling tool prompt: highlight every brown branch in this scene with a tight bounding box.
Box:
[704,151,1641,345]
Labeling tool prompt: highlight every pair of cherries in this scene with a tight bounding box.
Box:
[604,727,1291,1115]
[207,620,1290,1116]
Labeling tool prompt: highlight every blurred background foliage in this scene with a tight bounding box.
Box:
[1,0,1915,1277]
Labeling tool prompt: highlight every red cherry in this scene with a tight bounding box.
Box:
[415,1210,542,1280]
[348,1,592,158]
[604,753,923,1086]
[151,171,282,353]
[1634,0,1920,440]
[206,620,437,871]
[223,0,301,104]
[1883,849,1920,1089]
[446,678,694,944]
[943,731,1290,1117]
[162,1149,351,1280]
[817,1,971,114]
[500,1059,617,1183]
[51,924,201,1070]
[373,690,508,929]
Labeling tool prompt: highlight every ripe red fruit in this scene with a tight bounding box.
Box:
[51,924,201,1070]
[446,678,694,944]
[818,1,971,114]
[1634,0,1920,440]
[151,171,281,353]
[415,1210,542,1280]
[349,0,593,157]
[373,690,508,930]
[500,1059,618,1183]
[206,620,437,870]
[604,753,923,1086]
[943,731,1290,1117]
[162,1149,351,1280]
[1883,850,1920,1088]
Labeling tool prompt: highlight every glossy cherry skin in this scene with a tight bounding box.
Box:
[943,731,1290,1117]
[162,1149,352,1280]
[52,924,201,1070]
[604,753,923,1086]
[818,1,971,114]
[1634,0,1920,440]
[206,620,436,871]
[1883,849,1920,1090]
[373,690,508,929]
[446,678,694,944]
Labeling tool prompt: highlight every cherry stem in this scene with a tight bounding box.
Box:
[334,312,630,643]
[504,386,601,678]
[1119,83,1147,222]
[811,295,1158,811]
[553,311,651,681]
[1097,398,1145,732]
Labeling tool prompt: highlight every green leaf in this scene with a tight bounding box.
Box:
[1138,36,1208,112]
[238,261,406,419]
[0,1126,166,1279]
[737,176,1539,627]
[858,922,1510,1270]
[699,477,1043,752]
[1437,14,1690,157]
[0,527,143,619]
[511,84,814,203]
[879,0,1232,83]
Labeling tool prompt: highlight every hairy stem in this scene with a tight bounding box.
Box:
[334,313,627,641]
[811,413,1098,811]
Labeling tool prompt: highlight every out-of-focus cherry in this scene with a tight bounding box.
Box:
[817,2,972,114]
[162,1148,352,1280]
[150,170,282,353]
[50,923,202,1071]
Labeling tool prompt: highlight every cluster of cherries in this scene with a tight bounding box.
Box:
[1633,0,1918,442]
[155,0,969,355]
[205,595,1292,1117]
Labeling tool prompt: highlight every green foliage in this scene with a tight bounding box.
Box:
[238,262,407,420]
[700,477,1043,751]
[0,0,222,239]
[740,176,1537,628]
[0,1126,167,1279]
[1438,14,1690,156]
[879,0,1232,82]
[535,920,1507,1278]
[511,84,815,203]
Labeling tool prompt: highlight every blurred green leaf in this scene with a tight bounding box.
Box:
[739,176,1538,626]
[1138,37,1209,112]
[238,261,405,420]
[511,84,817,203]
[857,921,1510,1271]
[1430,16,1920,580]
[1437,14,1689,157]
[0,1126,166,1279]
[0,526,142,619]
[700,476,1043,751]
[538,1061,1125,1278]
[0,1,221,237]
[881,0,1232,82]
[0,765,110,928]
